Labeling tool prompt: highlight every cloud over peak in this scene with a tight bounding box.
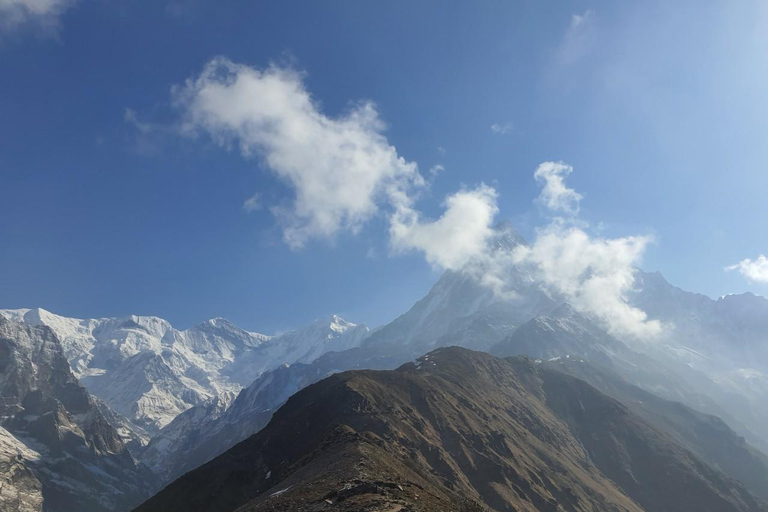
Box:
[513,224,660,338]
[154,57,659,340]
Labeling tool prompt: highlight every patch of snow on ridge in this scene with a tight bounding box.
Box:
[270,486,291,498]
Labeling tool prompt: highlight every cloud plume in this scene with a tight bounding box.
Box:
[161,58,658,339]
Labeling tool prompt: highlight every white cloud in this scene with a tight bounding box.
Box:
[389,184,498,271]
[726,254,768,284]
[173,57,423,248]
[490,123,512,135]
[570,10,592,30]
[0,0,74,32]
[124,108,153,134]
[534,161,583,215]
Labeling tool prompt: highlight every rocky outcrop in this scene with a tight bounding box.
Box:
[0,316,155,512]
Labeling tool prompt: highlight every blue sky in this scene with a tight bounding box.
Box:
[1,0,767,333]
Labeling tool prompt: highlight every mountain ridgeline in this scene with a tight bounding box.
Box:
[135,348,767,512]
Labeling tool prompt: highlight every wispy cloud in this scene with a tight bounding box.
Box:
[534,161,583,215]
[726,255,768,284]
[493,163,657,339]
[0,0,76,34]
[243,193,262,213]
[123,107,178,156]
[570,10,592,30]
[165,58,503,284]
[555,9,596,67]
[490,123,513,135]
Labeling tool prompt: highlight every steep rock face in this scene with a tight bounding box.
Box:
[138,392,235,482]
[363,269,553,357]
[80,351,217,433]
[0,426,44,512]
[134,348,767,512]
[491,303,628,360]
[0,316,155,512]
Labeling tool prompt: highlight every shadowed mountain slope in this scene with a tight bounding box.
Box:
[134,348,766,512]
[543,357,768,501]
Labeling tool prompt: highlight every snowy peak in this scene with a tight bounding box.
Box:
[224,314,370,385]
[289,314,369,351]
[328,314,355,334]
[492,220,529,251]
[298,314,367,340]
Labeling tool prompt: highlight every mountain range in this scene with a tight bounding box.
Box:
[0,308,369,446]
[2,229,768,511]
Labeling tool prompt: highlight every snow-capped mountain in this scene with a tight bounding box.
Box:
[0,316,155,512]
[0,308,369,441]
[5,226,768,496]
[361,226,555,355]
